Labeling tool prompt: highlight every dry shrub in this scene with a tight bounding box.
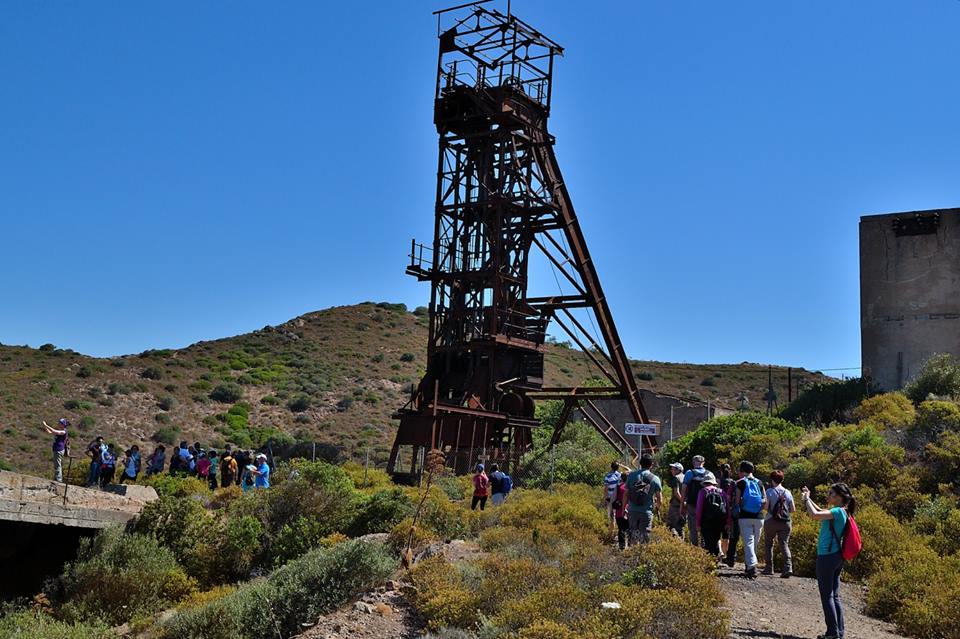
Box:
[867,547,960,639]
[388,517,439,554]
[409,556,481,630]
[492,580,591,631]
[494,487,606,538]
[582,584,728,639]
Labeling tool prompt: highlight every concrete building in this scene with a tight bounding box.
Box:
[573,389,733,448]
[860,207,960,390]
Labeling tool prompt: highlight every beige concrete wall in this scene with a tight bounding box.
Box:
[0,471,157,529]
[860,208,960,391]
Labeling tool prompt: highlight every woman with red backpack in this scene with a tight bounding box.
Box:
[801,482,861,639]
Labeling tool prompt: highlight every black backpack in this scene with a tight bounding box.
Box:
[685,470,706,505]
[628,471,653,506]
[770,487,791,521]
[701,487,727,524]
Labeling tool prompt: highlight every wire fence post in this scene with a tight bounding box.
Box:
[549,445,555,492]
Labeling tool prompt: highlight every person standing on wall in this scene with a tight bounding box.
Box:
[43,419,70,483]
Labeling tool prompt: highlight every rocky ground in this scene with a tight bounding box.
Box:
[720,565,905,639]
[297,579,423,639]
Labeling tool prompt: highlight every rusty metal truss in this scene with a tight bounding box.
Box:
[388,1,653,480]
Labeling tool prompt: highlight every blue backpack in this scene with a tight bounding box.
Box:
[741,477,763,515]
[501,474,513,494]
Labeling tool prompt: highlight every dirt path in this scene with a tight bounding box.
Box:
[296,581,423,639]
[720,566,905,639]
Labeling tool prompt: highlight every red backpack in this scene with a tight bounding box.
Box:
[831,513,863,562]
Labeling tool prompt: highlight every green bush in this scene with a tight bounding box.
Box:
[153,425,181,445]
[161,541,395,639]
[157,395,177,411]
[0,610,109,639]
[400,352,416,362]
[912,399,960,440]
[866,545,960,638]
[57,527,196,626]
[287,395,311,412]
[852,392,915,430]
[905,353,960,404]
[781,377,876,425]
[141,367,163,380]
[348,487,414,536]
[210,384,243,403]
[661,412,804,470]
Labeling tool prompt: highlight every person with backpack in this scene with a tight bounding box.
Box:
[196,451,212,481]
[733,460,766,578]
[603,461,622,530]
[84,436,106,487]
[119,445,141,484]
[763,469,795,577]
[98,444,117,488]
[695,472,728,561]
[613,473,630,550]
[719,463,738,563]
[626,453,662,545]
[666,462,685,538]
[488,463,512,506]
[220,449,238,487]
[43,419,70,482]
[802,482,860,639]
[680,455,708,546]
[145,445,166,476]
[207,450,219,489]
[471,463,490,511]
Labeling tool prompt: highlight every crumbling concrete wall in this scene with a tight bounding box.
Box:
[860,208,960,390]
[0,471,157,529]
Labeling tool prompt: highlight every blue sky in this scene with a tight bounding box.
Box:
[1,1,959,373]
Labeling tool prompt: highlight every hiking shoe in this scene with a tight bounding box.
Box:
[761,569,774,576]
[781,571,793,579]
[745,567,757,579]
[725,558,735,568]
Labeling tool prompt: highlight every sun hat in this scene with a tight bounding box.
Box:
[701,472,718,485]
[669,462,683,472]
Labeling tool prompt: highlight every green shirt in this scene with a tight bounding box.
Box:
[817,507,849,555]
[626,469,662,513]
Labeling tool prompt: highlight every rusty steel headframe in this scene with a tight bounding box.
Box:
[388,1,652,480]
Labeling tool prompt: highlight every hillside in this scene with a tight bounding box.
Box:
[0,302,827,476]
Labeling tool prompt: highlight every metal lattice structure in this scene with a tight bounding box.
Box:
[388,1,653,479]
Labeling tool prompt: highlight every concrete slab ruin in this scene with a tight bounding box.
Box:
[0,470,158,529]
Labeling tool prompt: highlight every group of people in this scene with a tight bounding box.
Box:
[470,462,513,510]
[605,453,861,639]
[43,419,272,491]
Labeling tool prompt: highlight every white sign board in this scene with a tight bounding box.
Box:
[624,422,659,437]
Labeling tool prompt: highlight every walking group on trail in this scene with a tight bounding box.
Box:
[470,462,513,510]
[604,453,862,639]
[42,418,273,492]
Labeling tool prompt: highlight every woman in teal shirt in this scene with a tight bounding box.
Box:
[800,483,857,639]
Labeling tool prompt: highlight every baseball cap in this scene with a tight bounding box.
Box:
[702,472,718,485]
[692,455,705,464]
[255,453,267,460]
[669,462,683,472]
[58,418,70,427]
